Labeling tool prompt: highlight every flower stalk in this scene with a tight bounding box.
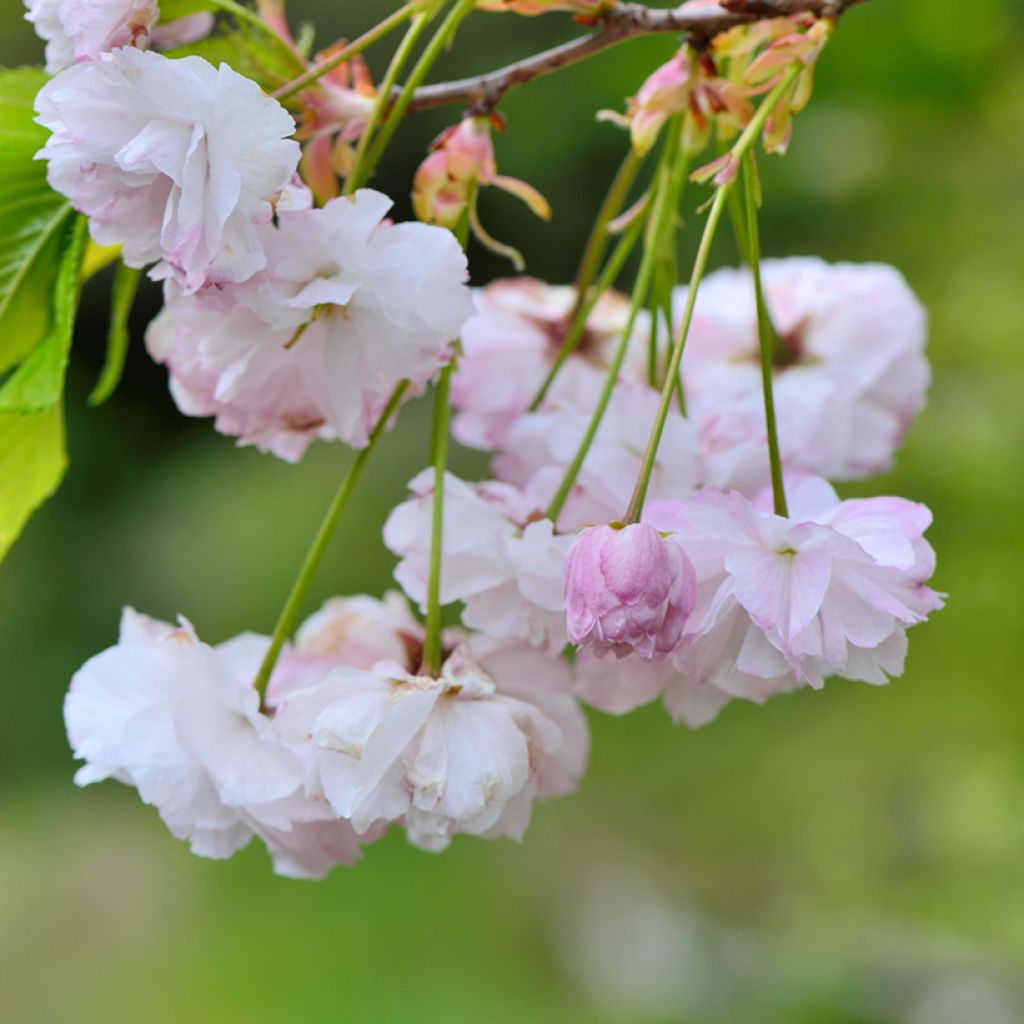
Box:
[360,0,479,179]
[253,382,410,701]
[624,63,802,524]
[742,151,788,516]
[545,121,684,524]
[344,8,435,194]
[272,4,416,102]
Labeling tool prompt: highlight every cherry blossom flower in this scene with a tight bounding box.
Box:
[573,651,732,727]
[275,641,587,852]
[384,470,572,653]
[64,608,366,878]
[451,277,638,451]
[679,258,930,492]
[25,0,158,73]
[644,475,943,708]
[564,522,697,660]
[146,189,474,456]
[266,592,426,705]
[35,48,301,291]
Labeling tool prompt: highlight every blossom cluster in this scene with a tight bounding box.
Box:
[67,598,587,875]
[23,2,943,876]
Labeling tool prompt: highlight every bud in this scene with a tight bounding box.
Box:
[413,116,550,269]
[564,523,697,661]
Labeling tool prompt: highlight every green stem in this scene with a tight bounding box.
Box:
[623,65,802,524]
[272,4,415,102]
[545,134,682,526]
[573,148,642,304]
[529,210,645,411]
[361,0,478,179]
[345,10,434,194]
[421,365,452,676]
[742,152,788,516]
[253,382,409,701]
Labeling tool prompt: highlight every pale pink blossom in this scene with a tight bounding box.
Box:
[451,277,641,451]
[565,522,697,660]
[573,651,731,727]
[35,48,300,291]
[494,368,699,530]
[25,0,158,73]
[384,470,572,652]
[146,190,473,456]
[64,609,366,877]
[679,258,929,492]
[266,592,426,704]
[644,475,943,708]
[276,642,587,852]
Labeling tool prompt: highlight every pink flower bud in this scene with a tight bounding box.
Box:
[413,116,550,267]
[564,523,697,661]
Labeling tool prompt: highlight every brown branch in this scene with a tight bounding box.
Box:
[407,0,867,114]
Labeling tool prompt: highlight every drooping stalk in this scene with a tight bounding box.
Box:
[623,65,802,524]
[545,128,684,526]
[360,0,479,179]
[529,211,645,411]
[742,152,788,516]
[253,382,409,701]
[345,9,435,194]
[420,364,452,676]
[573,148,642,305]
[273,4,416,102]
[418,191,474,676]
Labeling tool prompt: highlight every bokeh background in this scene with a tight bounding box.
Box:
[3,2,1023,1021]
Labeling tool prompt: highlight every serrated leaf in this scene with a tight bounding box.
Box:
[0,67,74,376]
[0,403,67,562]
[89,262,142,406]
[0,215,87,413]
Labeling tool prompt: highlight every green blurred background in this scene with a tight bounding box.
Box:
[3,1,1024,1021]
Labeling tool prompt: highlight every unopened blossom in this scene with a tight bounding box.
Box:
[679,258,929,492]
[451,277,636,450]
[413,116,550,268]
[276,643,587,852]
[494,367,699,530]
[644,475,943,707]
[565,522,697,660]
[35,48,300,291]
[384,470,572,652]
[147,189,474,456]
[65,609,366,878]
[25,0,158,73]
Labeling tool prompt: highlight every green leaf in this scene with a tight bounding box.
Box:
[89,262,142,406]
[0,402,67,562]
[0,215,87,413]
[0,67,74,377]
